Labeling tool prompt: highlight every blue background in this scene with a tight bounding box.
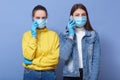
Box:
[0,0,120,80]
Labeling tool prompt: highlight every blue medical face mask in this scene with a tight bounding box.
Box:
[35,19,47,28]
[73,16,87,27]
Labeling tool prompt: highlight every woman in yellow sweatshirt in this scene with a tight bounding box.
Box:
[22,5,59,80]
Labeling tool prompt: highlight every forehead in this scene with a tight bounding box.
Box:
[34,10,46,17]
[73,8,86,14]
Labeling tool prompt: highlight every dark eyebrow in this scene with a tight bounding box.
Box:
[36,17,47,19]
[82,13,87,16]
[42,17,46,19]
[36,17,40,19]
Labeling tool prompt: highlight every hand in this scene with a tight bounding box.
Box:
[31,21,38,38]
[67,20,76,36]
[24,58,32,65]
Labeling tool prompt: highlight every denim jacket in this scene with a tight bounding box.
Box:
[59,30,100,80]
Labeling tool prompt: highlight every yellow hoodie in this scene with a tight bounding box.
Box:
[22,28,59,70]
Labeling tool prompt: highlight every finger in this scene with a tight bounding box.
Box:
[69,20,74,24]
[33,21,38,26]
[70,20,75,25]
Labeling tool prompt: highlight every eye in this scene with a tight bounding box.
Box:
[82,13,86,16]
[74,14,80,17]
[41,17,47,19]
[36,17,40,19]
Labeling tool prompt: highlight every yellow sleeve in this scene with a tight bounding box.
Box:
[22,32,37,60]
[40,33,60,67]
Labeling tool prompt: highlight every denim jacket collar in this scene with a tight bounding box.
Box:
[85,30,91,37]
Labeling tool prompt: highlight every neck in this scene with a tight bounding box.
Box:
[36,27,48,32]
[75,27,85,32]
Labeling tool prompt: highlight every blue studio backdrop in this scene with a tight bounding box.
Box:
[0,0,120,80]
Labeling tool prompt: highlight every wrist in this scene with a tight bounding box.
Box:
[32,36,36,38]
[68,31,74,37]
[68,36,74,40]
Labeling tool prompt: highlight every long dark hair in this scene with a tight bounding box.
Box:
[70,3,93,31]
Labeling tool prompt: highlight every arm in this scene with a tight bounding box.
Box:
[59,33,75,61]
[22,21,38,62]
[59,19,75,61]
[22,32,37,60]
[89,32,101,80]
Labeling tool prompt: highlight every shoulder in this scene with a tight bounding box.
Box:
[48,30,57,34]
[85,30,100,43]
[22,30,32,38]
[88,30,99,38]
[59,32,68,38]
[90,30,100,41]
[47,29,59,38]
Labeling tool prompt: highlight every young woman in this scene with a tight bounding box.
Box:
[22,5,59,80]
[60,3,101,80]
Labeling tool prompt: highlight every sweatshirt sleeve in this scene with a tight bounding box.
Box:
[59,33,75,61]
[22,32,37,60]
